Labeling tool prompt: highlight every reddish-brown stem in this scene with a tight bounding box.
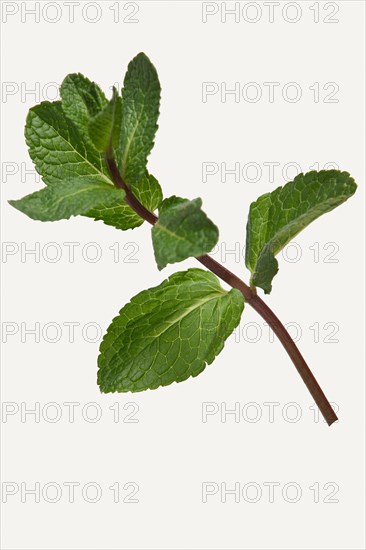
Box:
[106,157,338,427]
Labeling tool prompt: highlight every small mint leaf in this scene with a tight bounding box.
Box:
[97,268,244,393]
[60,73,107,137]
[151,196,219,269]
[88,87,122,154]
[9,180,125,222]
[119,52,160,183]
[245,170,357,294]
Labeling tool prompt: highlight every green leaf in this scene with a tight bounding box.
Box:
[24,101,111,187]
[151,196,219,269]
[12,100,128,221]
[19,100,162,229]
[245,170,357,294]
[9,180,125,222]
[119,52,160,183]
[60,73,108,136]
[87,174,163,230]
[98,268,244,393]
[88,87,122,154]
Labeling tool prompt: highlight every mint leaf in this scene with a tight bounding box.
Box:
[12,100,128,221]
[12,100,161,229]
[9,180,125,222]
[245,170,357,294]
[151,196,219,269]
[88,87,122,154]
[60,73,107,137]
[119,52,160,183]
[98,268,244,393]
[24,101,111,187]
[87,174,163,230]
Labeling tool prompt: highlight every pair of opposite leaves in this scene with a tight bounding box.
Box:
[10,53,357,393]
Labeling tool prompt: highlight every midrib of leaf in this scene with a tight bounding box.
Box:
[107,291,226,370]
[155,223,197,244]
[121,99,145,176]
[260,193,351,259]
[60,138,110,184]
[88,203,123,213]
[52,184,115,206]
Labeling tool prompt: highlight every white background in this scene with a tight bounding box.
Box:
[1,1,365,549]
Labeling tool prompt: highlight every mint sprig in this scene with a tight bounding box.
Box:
[9,52,358,427]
